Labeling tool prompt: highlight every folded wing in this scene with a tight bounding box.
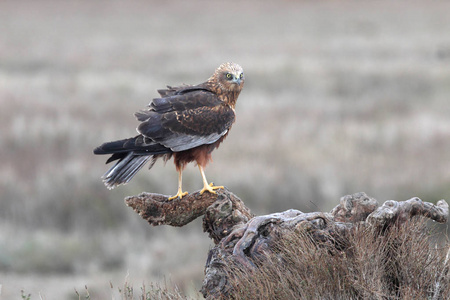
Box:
[136,88,235,152]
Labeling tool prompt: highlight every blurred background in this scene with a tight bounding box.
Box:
[1,0,450,298]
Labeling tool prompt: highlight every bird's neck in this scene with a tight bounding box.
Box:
[203,79,241,109]
[226,90,240,109]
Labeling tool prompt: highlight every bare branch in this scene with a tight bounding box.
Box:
[125,188,252,229]
[367,197,449,226]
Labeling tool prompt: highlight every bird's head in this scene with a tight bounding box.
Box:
[212,62,245,92]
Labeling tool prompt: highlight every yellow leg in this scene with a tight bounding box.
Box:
[199,165,224,195]
[168,170,188,200]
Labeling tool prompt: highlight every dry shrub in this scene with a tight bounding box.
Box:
[227,219,449,300]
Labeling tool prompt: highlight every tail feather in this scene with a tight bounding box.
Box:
[94,138,132,154]
[94,136,170,189]
[101,152,154,189]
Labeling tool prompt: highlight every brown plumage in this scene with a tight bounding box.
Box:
[94,62,244,199]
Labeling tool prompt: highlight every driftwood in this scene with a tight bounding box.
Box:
[125,189,449,299]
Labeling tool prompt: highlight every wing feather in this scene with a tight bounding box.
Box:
[136,89,235,152]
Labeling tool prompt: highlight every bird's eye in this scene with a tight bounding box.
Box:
[239,73,244,79]
[226,73,233,80]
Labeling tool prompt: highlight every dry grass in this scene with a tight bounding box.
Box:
[74,280,197,300]
[227,220,449,299]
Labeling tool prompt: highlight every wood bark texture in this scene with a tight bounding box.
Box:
[125,189,449,299]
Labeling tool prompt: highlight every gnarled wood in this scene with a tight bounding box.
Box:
[367,197,449,226]
[125,189,449,299]
[125,188,252,229]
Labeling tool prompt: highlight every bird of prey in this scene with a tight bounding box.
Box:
[94,62,244,200]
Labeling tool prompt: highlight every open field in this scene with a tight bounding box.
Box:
[1,0,450,298]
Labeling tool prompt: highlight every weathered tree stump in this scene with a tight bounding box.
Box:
[125,189,449,299]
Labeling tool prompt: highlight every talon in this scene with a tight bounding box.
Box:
[168,169,188,200]
[200,183,224,195]
[168,190,188,201]
[198,165,224,195]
